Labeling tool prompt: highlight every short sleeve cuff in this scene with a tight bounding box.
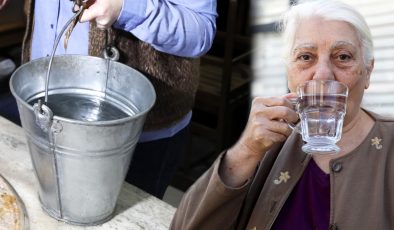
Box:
[113,0,147,31]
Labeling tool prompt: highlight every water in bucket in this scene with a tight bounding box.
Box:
[28,93,137,122]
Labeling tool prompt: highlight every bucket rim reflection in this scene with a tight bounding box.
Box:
[9,54,157,126]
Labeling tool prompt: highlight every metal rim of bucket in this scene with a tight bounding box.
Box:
[9,55,157,126]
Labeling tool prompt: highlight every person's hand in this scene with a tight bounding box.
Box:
[79,0,123,29]
[236,94,299,159]
[219,94,299,187]
[0,0,9,10]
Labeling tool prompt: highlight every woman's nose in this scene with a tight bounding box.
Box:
[312,58,335,80]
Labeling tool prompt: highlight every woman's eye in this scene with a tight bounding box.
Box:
[338,54,351,61]
[298,54,312,61]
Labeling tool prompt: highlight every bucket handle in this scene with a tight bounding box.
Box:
[102,29,120,61]
[33,100,53,133]
[32,4,86,133]
[103,46,120,61]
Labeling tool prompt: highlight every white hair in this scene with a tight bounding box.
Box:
[280,0,374,65]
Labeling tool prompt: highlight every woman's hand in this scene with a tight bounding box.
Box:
[219,94,299,187]
[79,0,123,29]
[0,0,8,10]
[237,95,298,159]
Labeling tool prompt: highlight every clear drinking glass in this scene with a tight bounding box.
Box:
[292,80,348,154]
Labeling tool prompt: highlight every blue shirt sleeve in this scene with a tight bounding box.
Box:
[112,0,217,58]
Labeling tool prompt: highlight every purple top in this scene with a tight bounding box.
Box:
[272,159,330,230]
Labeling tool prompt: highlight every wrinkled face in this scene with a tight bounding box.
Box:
[287,16,374,124]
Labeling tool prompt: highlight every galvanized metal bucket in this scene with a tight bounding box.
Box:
[9,55,156,225]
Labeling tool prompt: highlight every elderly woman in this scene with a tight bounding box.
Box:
[171,0,394,229]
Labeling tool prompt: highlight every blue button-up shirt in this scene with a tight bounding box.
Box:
[31,0,217,59]
[31,0,217,142]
